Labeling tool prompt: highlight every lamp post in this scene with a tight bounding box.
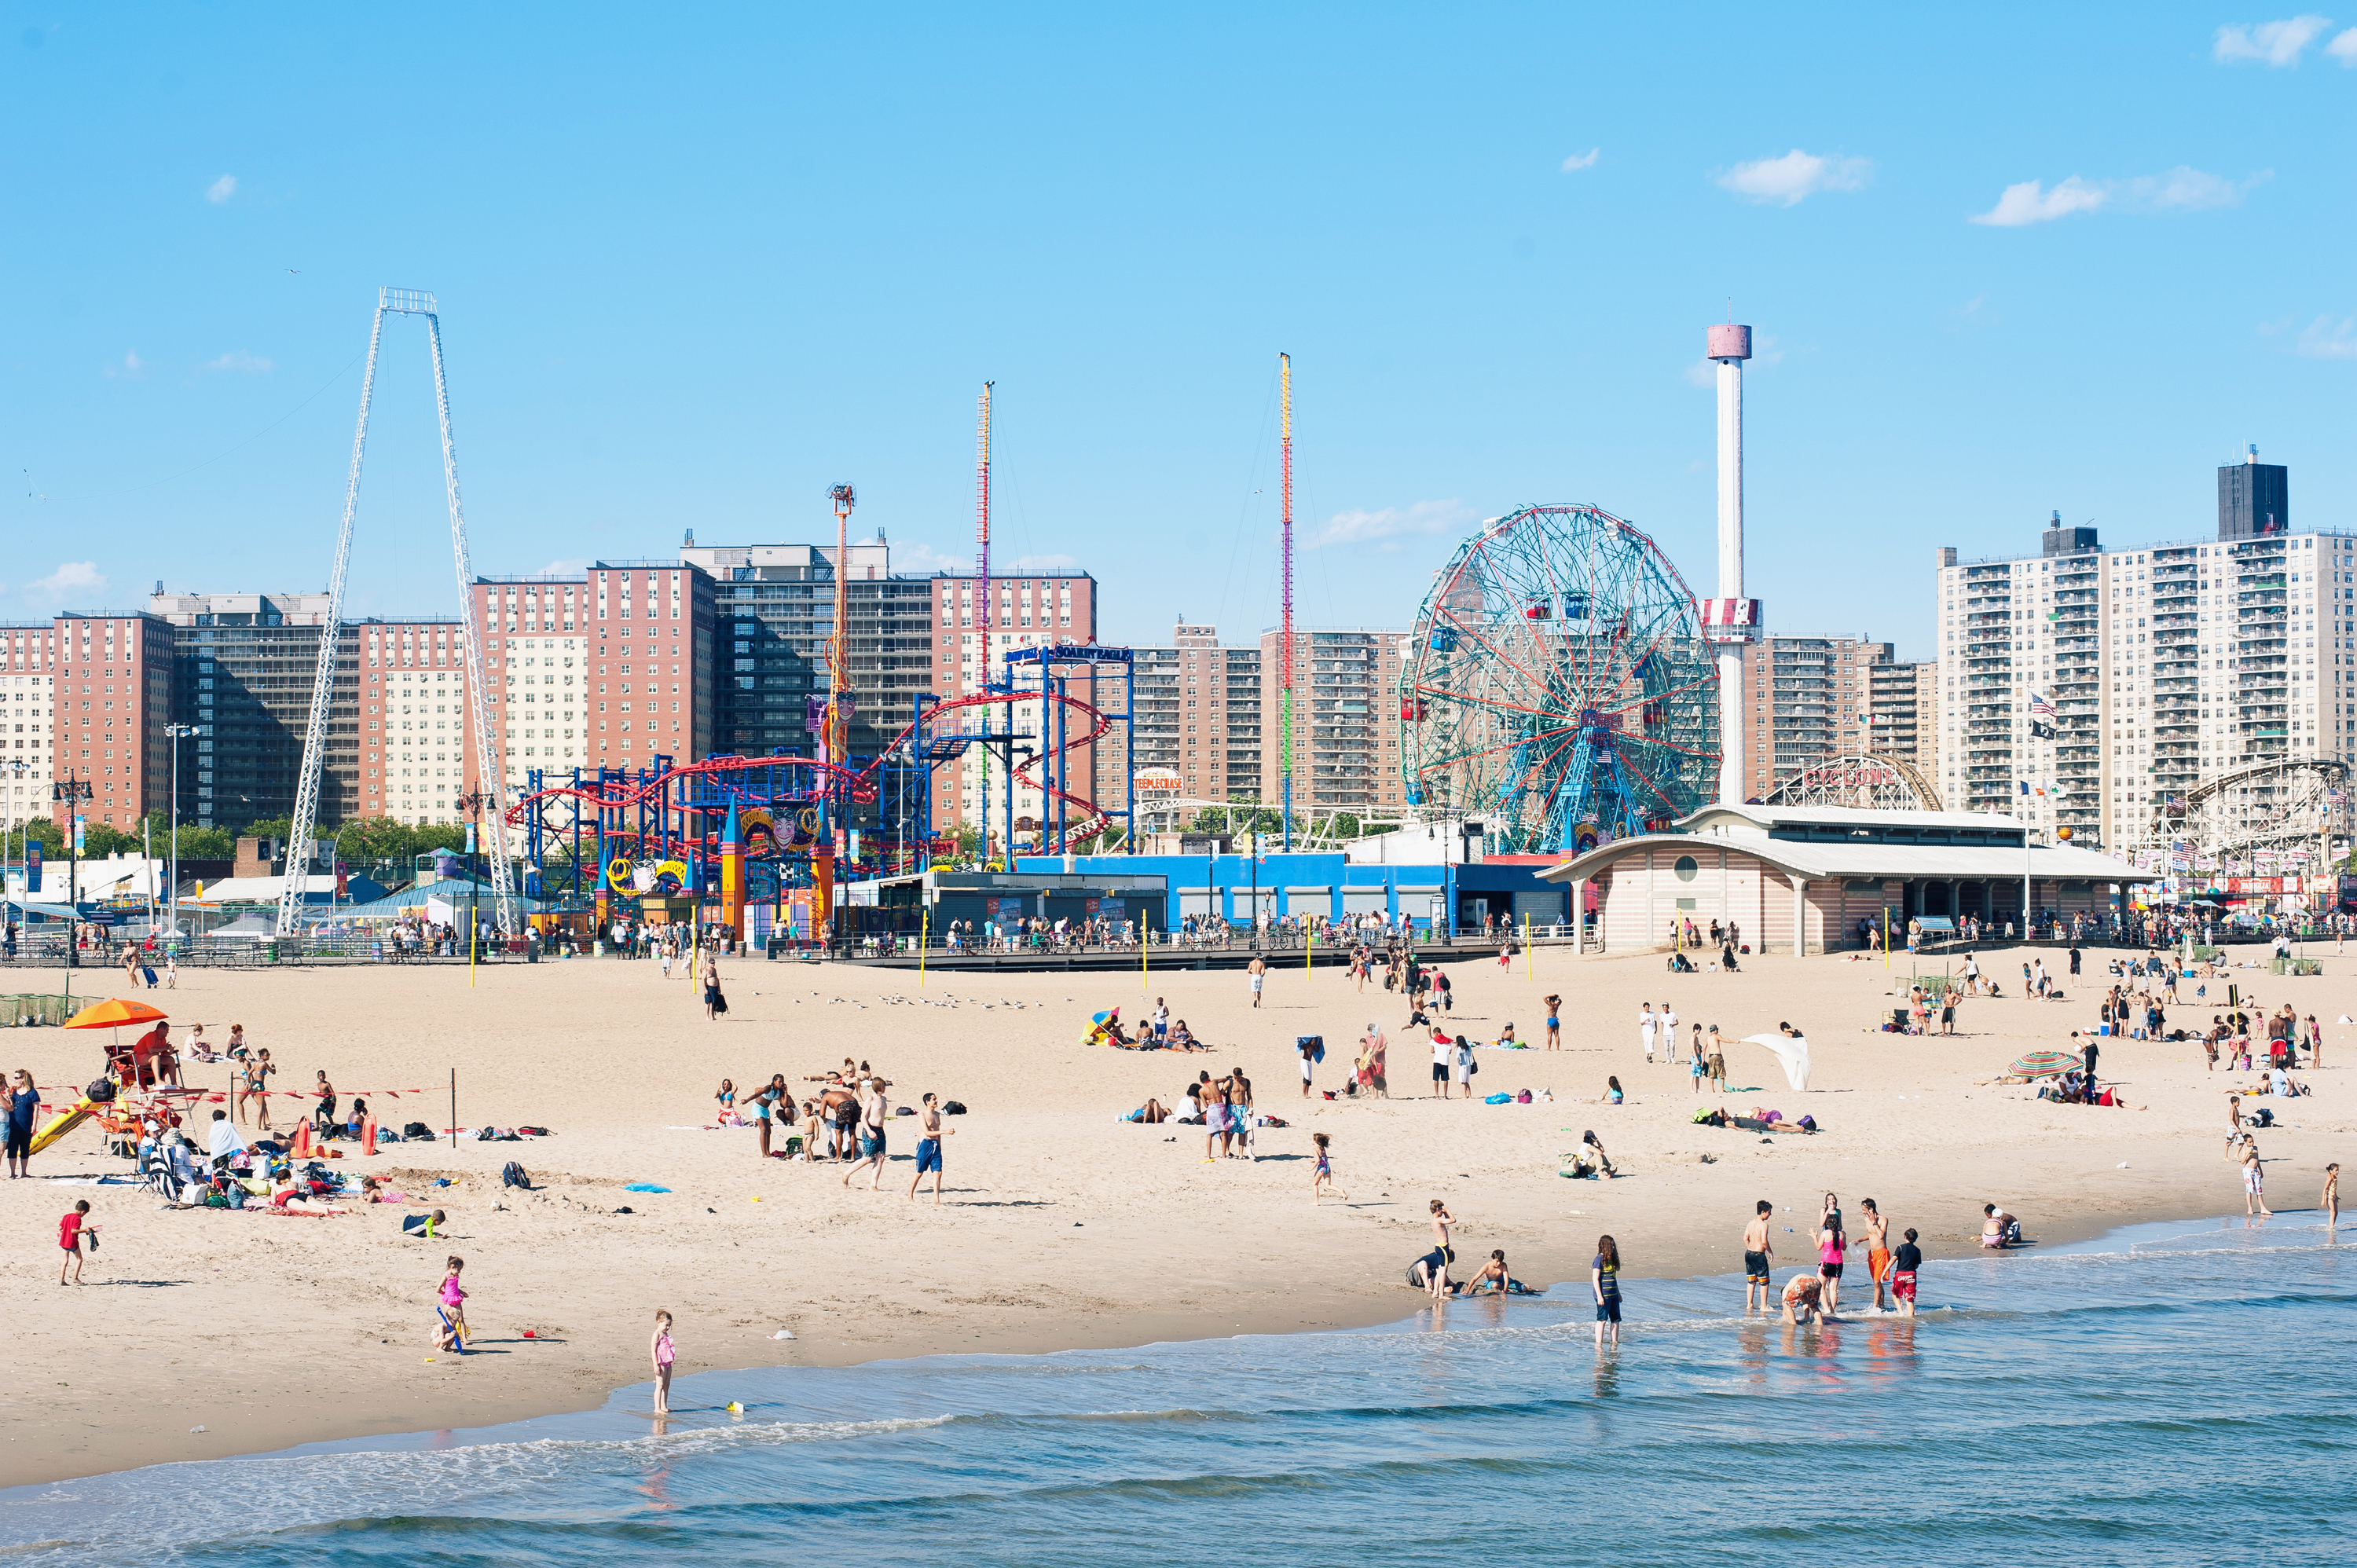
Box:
[164,724,195,947]
[53,778,93,971]
[456,782,488,960]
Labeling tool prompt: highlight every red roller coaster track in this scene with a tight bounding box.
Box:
[504,687,1119,848]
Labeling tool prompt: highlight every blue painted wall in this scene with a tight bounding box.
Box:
[1014,852,1457,929]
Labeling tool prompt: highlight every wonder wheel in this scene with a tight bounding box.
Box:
[1402,504,1717,852]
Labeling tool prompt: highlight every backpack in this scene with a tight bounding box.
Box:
[501,1160,532,1189]
[942,1100,968,1116]
[404,1121,432,1139]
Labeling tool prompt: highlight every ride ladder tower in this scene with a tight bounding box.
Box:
[975,383,993,865]
[1280,352,1294,849]
[278,288,518,940]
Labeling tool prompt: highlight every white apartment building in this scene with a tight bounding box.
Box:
[1937,471,2349,851]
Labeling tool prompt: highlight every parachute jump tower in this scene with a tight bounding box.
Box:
[278,288,518,940]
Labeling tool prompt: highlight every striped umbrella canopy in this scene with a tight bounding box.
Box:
[2011,1050,2080,1078]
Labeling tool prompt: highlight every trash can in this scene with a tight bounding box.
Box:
[262,939,280,965]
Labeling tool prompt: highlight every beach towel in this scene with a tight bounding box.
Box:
[1739,1031,1813,1092]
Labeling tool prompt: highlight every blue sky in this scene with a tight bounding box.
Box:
[4,5,2354,660]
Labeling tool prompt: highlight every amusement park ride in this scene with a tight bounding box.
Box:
[496,386,1137,944]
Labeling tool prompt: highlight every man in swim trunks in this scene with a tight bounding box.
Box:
[1743,1200,1776,1313]
[1860,1198,1893,1312]
[1248,954,1266,1009]
[1431,1031,1452,1099]
[1891,1228,1923,1317]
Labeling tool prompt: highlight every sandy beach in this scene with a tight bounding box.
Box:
[3,938,2350,1487]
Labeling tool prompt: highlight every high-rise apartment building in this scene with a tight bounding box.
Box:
[1133,623,1260,803]
[1259,627,1413,818]
[1864,659,1937,770]
[1937,459,2352,848]
[922,560,1102,845]
[467,573,592,805]
[1734,637,1891,801]
[44,612,172,833]
[2,622,60,830]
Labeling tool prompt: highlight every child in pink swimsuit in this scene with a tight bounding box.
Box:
[651,1310,676,1412]
[435,1256,469,1352]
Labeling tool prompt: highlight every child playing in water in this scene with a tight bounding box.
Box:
[1311,1132,1347,1203]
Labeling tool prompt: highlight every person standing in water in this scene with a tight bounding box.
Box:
[651,1310,676,1413]
[2324,1163,2341,1229]
[1592,1234,1623,1346]
[1891,1229,1923,1317]
[1860,1199,1893,1313]
[1816,1205,1849,1318]
[1743,1200,1775,1313]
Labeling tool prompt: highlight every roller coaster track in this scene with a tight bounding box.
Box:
[503,687,1119,848]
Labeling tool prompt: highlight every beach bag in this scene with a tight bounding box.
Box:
[404,1121,431,1139]
[141,966,158,987]
[501,1160,532,1189]
[942,1101,968,1116]
[1516,1090,1532,1105]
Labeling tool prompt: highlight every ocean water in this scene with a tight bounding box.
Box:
[7,1214,2356,1566]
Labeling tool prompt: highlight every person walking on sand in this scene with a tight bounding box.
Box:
[651,1310,676,1412]
[1639,1002,1657,1068]
[1593,1234,1623,1346]
[907,1094,951,1203]
[1248,954,1266,1009]
[434,1256,469,1352]
[58,1198,96,1284]
[245,1050,276,1131]
[1860,1198,1893,1312]
[1661,1004,1678,1062]
[1311,1131,1348,1203]
[2243,1142,2272,1216]
[1544,995,1563,1051]
[703,964,728,1020]
[1743,1200,1776,1313]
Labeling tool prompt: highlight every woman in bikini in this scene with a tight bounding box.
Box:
[244,1050,276,1131]
[1543,995,1562,1051]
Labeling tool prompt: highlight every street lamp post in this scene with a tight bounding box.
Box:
[457,782,488,961]
[164,724,196,949]
[52,778,93,972]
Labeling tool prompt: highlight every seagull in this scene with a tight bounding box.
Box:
[284,269,300,274]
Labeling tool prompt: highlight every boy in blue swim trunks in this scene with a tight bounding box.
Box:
[907,1093,951,1205]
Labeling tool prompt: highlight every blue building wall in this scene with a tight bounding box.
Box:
[1014,852,1457,930]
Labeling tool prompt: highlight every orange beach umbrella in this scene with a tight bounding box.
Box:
[64,998,168,1030]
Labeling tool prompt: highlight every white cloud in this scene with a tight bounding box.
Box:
[1970,167,2260,225]
[1714,148,1871,206]
[1312,500,1474,548]
[1009,553,1080,571]
[540,557,591,577]
[2214,15,2332,64]
[204,350,273,373]
[2330,24,2357,59]
[102,350,146,379]
[2295,316,2357,358]
[883,540,971,575]
[206,174,237,203]
[27,561,104,607]
[1560,148,1600,172]
[1970,175,2110,226]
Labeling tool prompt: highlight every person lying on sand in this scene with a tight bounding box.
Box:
[1124,1098,1172,1123]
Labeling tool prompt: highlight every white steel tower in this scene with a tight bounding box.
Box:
[277,288,519,940]
[1701,322,1761,805]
